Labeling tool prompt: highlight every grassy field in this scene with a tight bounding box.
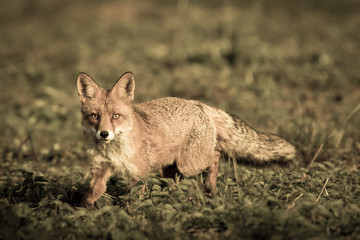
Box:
[1,0,359,239]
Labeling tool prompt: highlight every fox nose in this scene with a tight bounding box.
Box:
[100,131,109,139]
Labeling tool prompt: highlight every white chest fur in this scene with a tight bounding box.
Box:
[87,133,139,176]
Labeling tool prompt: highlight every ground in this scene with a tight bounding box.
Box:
[0,0,359,239]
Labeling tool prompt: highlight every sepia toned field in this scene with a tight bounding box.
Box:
[1,0,359,239]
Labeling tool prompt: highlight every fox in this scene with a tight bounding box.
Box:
[77,72,298,206]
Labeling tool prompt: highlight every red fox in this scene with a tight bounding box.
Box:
[77,72,298,206]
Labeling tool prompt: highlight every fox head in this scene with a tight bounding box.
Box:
[77,72,135,143]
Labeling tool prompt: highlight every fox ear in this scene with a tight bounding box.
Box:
[77,73,101,103]
[110,72,135,101]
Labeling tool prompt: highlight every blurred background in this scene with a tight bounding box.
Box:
[0,0,359,167]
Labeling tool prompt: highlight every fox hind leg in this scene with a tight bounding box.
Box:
[204,151,221,197]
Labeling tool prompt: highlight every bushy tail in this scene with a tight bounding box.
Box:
[206,106,299,167]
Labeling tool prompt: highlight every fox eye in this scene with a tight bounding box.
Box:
[113,113,120,119]
[90,114,98,120]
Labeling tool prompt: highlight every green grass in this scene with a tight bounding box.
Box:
[1,0,359,239]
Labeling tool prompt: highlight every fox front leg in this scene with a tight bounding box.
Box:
[83,167,112,206]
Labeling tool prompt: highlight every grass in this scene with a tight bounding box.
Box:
[0,0,359,239]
